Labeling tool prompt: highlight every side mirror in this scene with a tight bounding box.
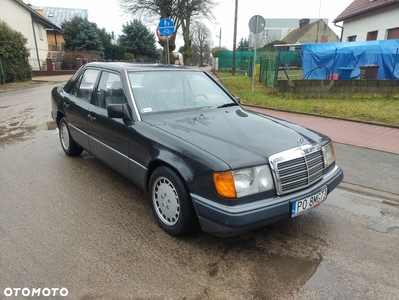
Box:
[107,103,133,121]
[233,97,241,104]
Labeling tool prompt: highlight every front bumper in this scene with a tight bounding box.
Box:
[191,165,343,237]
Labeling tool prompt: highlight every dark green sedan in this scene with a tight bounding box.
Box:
[51,62,343,237]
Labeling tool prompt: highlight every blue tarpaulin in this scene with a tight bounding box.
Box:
[302,40,399,80]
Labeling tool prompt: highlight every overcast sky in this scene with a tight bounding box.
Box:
[29,0,353,50]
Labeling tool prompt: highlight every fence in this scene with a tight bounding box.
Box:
[216,50,302,88]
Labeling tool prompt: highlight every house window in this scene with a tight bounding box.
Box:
[347,35,356,42]
[35,23,44,41]
[387,27,399,39]
[366,30,378,41]
[263,30,269,37]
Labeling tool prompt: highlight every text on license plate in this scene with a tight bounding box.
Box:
[291,187,328,217]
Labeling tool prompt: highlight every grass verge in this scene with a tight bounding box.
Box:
[217,71,399,126]
[0,80,50,93]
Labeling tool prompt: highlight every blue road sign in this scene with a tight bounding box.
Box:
[158,18,175,37]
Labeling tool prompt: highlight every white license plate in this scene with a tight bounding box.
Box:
[291,187,328,217]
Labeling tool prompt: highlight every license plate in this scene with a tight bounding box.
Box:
[291,187,328,217]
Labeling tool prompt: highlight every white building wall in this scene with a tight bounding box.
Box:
[1,0,49,70]
[342,6,399,41]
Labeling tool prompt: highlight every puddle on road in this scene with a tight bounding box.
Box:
[0,121,56,147]
[0,126,36,146]
[195,234,323,299]
[250,254,321,299]
[301,260,342,292]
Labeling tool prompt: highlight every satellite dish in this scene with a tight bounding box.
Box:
[249,15,265,34]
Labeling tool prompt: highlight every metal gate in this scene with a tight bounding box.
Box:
[259,58,278,88]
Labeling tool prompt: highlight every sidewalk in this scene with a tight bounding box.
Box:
[246,106,399,155]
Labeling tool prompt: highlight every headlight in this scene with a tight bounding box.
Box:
[213,165,275,199]
[322,142,336,169]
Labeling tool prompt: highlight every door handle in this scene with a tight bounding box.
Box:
[87,114,96,122]
[63,102,70,109]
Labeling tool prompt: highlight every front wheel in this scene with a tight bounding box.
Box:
[149,166,199,236]
[59,117,83,156]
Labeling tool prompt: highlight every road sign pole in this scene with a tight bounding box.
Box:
[167,39,170,64]
[158,18,175,65]
[248,15,265,94]
[252,15,258,94]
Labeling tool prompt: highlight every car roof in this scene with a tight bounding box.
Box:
[83,61,202,73]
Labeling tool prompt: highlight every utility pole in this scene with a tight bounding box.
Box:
[232,0,238,75]
[216,28,222,48]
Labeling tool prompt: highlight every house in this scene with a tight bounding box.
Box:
[0,0,61,70]
[249,18,327,48]
[334,0,399,42]
[282,19,340,48]
[31,6,88,51]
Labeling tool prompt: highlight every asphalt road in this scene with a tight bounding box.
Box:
[1,83,399,299]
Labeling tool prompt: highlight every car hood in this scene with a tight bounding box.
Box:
[144,107,328,169]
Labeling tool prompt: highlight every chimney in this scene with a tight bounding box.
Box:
[299,19,310,29]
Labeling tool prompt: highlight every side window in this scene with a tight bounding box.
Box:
[69,69,99,103]
[69,74,83,97]
[94,72,126,109]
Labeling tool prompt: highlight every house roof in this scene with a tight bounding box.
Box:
[334,0,399,23]
[282,20,322,44]
[31,6,88,28]
[263,18,328,28]
[13,0,61,31]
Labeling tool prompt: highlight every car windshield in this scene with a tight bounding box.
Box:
[128,70,237,116]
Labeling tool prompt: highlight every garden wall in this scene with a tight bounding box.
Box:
[274,79,399,98]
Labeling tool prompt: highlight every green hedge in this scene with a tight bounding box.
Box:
[0,21,32,83]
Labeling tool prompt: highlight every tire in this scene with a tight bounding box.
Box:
[59,117,83,156]
[149,166,199,236]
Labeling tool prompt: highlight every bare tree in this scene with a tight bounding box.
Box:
[118,0,179,62]
[118,0,217,65]
[175,0,216,65]
[190,21,212,65]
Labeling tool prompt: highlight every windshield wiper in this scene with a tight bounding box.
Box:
[217,102,239,108]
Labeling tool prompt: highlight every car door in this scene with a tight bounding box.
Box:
[87,70,130,178]
[63,68,100,150]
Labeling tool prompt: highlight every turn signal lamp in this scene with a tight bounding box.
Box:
[213,171,237,199]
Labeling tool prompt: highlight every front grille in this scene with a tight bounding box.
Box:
[270,147,325,195]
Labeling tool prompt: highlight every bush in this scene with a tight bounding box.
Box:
[0,21,32,82]
[124,53,135,62]
[61,50,101,70]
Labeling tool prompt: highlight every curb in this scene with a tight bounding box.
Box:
[338,182,399,205]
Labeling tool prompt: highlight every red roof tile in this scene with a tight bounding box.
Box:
[334,0,399,23]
